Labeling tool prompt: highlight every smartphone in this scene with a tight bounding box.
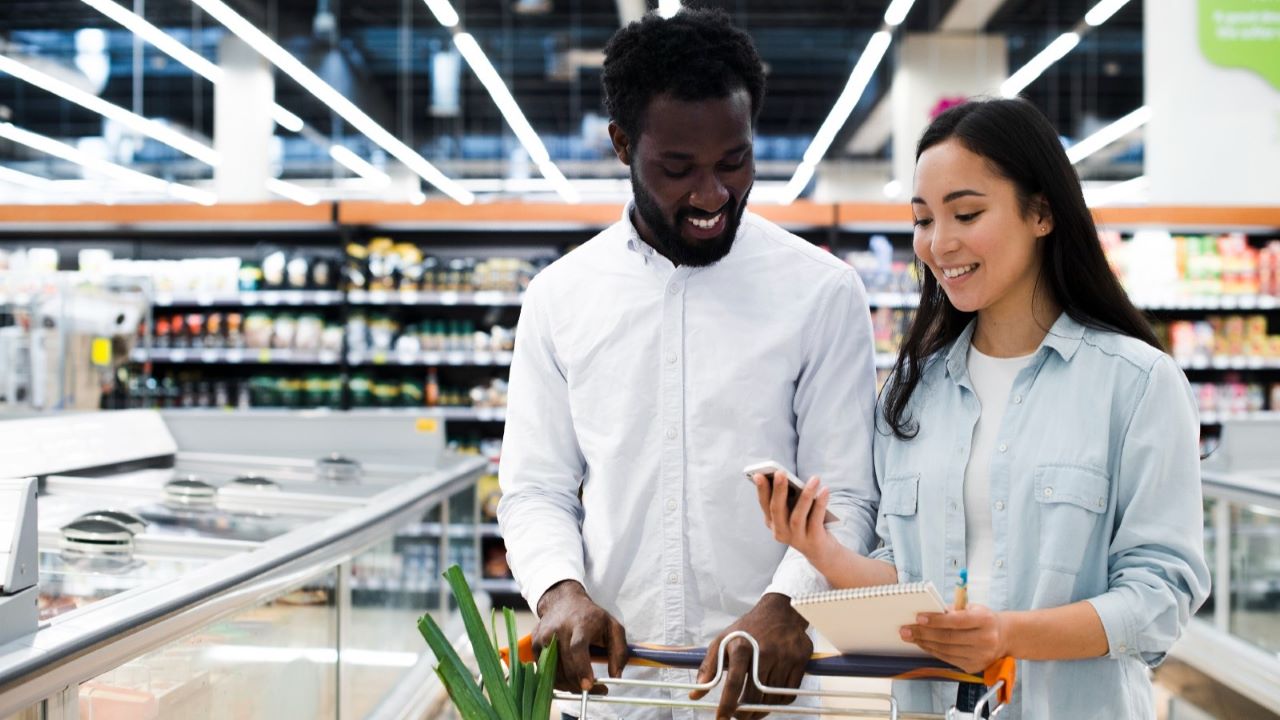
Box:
[743,460,841,525]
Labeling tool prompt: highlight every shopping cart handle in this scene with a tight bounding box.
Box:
[501,633,1015,692]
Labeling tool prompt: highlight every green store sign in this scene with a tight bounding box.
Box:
[1199,0,1280,90]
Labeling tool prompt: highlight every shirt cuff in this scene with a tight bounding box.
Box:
[765,551,832,600]
[1086,592,1164,667]
[519,561,585,618]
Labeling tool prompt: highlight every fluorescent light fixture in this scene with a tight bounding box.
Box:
[1000,32,1080,98]
[0,165,54,190]
[802,30,893,167]
[777,162,817,205]
[1085,0,1131,26]
[658,0,681,19]
[883,179,902,199]
[1066,105,1150,164]
[80,0,306,133]
[883,0,916,27]
[329,145,392,187]
[452,32,579,204]
[0,53,220,165]
[265,178,321,206]
[190,0,473,204]
[0,122,215,204]
[422,0,460,27]
[1085,175,1147,207]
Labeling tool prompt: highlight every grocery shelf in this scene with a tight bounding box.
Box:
[478,578,521,594]
[1178,357,1280,371]
[437,407,507,422]
[397,522,503,539]
[1199,411,1280,425]
[347,350,513,367]
[1132,295,1280,311]
[152,290,343,307]
[347,289,524,306]
[131,348,342,365]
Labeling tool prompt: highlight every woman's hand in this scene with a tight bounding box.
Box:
[754,473,841,568]
[900,605,1011,673]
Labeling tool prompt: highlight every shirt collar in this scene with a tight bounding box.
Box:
[944,311,1085,382]
[620,201,656,259]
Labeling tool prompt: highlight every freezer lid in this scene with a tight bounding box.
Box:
[0,411,176,477]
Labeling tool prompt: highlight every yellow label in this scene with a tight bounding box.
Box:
[258,349,272,363]
[373,352,388,365]
[91,337,112,366]
[415,418,440,433]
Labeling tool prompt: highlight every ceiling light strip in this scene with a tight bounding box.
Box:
[80,0,306,133]
[0,165,55,190]
[999,32,1081,98]
[0,54,220,165]
[0,122,215,204]
[883,0,916,27]
[265,178,321,206]
[1066,105,1150,164]
[1085,0,1132,27]
[190,0,473,204]
[452,32,580,204]
[329,146,392,187]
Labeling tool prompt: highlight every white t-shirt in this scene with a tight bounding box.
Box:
[963,344,1034,607]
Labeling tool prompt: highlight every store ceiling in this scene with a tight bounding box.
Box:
[0,0,1144,183]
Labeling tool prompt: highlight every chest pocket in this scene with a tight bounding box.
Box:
[1034,464,1111,573]
[879,473,922,581]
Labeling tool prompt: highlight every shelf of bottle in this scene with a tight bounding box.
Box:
[347,289,525,306]
[152,290,344,307]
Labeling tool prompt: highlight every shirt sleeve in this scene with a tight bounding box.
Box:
[496,276,589,614]
[1085,354,1211,667]
[766,268,880,599]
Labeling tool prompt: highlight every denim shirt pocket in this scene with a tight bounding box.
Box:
[880,473,922,581]
[1033,464,1111,574]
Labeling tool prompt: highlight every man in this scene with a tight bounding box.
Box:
[497,8,878,719]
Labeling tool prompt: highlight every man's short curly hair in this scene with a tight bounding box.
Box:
[602,7,766,141]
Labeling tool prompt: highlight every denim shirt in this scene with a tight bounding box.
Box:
[869,313,1210,719]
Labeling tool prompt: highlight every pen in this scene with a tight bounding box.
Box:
[955,567,968,610]
[953,568,988,717]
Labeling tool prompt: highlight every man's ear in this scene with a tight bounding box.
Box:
[608,122,633,166]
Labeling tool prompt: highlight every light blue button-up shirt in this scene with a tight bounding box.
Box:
[870,313,1210,719]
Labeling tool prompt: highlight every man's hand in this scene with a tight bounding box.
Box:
[533,580,628,694]
[690,593,812,719]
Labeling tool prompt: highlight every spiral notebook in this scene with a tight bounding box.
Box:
[791,581,948,657]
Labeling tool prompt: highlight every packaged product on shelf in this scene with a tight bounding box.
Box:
[185,314,205,348]
[271,314,297,349]
[238,263,263,292]
[347,312,369,352]
[294,314,324,351]
[372,378,400,407]
[401,378,424,406]
[205,313,224,348]
[261,251,287,290]
[320,324,343,353]
[349,374,373,407]
[277,376,303,407]
[155,317,172,348]
[397,243,424,290]
[426,367,440,407]
[367,237,397,291]
[304,374,327,408]
[394,326,421,355]
[369,315,397,351]
[244,313,273,349]
[286,255,310,290]
[310,256,336,290]
[345,243,369,291]
[226,313,245,349]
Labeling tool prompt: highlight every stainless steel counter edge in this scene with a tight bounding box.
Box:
[0,455,487,715]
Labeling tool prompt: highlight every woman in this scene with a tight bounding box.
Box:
[755,98,1209,718]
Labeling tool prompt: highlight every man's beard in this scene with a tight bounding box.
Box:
[631,170,751,268]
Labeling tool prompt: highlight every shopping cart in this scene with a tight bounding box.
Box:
[522,631,1016,719]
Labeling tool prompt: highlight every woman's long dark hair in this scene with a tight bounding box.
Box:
[881,98,1161,440]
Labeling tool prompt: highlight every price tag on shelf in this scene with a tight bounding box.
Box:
[1239,296,1257,310]
[474,291,500,305]
[155,294,173,306]
[1222,296,1240,310]
[369,291,388,305]
[201,350,219,363]
[196,293,214,307]
[423,352,442,365]
[170,350,187,363]
[473,351,493,365]
[315,292,333,305]
[397,352,416,366]
[399,291,419,304]
[373,352,388,365]
[258,349,272,363]
[318,350,338,364]
[262,291,282,306]
[285,293,303,306]
[130,348,147,363]
[241,293,259,306]
[439,291,459,306]
[349,290,367,303]
[445,352,466,366]
[496,351,514,365]
[226,349,243,363]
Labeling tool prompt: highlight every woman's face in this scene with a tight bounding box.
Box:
[911,139,1051,317]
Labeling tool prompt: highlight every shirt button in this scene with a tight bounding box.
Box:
[1097,498,1105,508]
[667,572,678,584]
[1013,395,1023,404]
[998,443,1008,453]
[666,499,677,512]
[994,501,1005,511]
[1044,487,1054,497]
[1117,644,1128,653]
[665,352,677,364]
[668,284,680,295]
[666,426,677,440]
[995,559,1005,569]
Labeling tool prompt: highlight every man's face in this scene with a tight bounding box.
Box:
[612,88,755,267]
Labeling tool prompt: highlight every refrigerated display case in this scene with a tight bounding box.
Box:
[0,409,488,719]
